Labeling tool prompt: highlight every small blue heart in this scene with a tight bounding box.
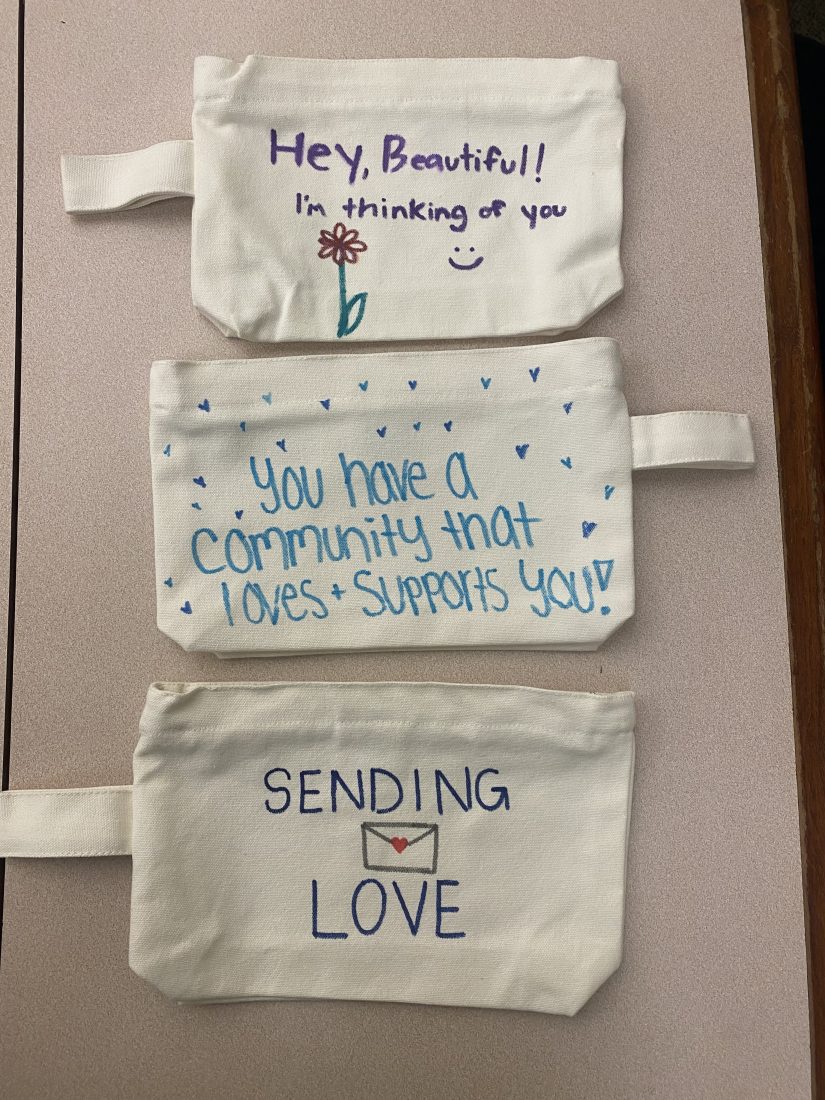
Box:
[529,367,541,382]
[444,420,453,432]
[413,422,422,431]
[163,577,173,588]
[239,421,246,432]
[320,398,331,410]
[276,438,287,452]
[262,393,272,405]
[560,456,572,469]
[180,601,192,615]
[604,484,615,500]
[235,509,244,520]
[480,377,492,390]
[582,521,597,539]
[197,398,210,412]
[600,606,611,616]
[408,380,418,390]
[377,426,387,438]
[193,475,206,487]
[563,401,573,415]
[162,443,171,457]
[516,443,530,460]
[359,380,369,391]
[191,502,202,511]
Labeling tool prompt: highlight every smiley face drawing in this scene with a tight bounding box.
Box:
[448,246,484,271]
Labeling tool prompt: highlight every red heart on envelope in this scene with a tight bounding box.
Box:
[390,836,409,854]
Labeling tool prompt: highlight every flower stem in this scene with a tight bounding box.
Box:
[335,260,367,338]
[337,262,347,336]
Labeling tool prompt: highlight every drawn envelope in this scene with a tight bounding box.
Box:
[361,822,439,875]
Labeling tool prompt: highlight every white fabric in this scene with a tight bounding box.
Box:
[0,681,637,1015]
[62,140,194,212]
[148,338,755,657]
[61,55,625,342]
[631,412,755,470]
[0,786,132,857]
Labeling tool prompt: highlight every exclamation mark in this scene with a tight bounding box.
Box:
[593,559,614,616]
[535,142,545,183]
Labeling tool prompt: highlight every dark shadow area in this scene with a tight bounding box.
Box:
[795,32,825,367]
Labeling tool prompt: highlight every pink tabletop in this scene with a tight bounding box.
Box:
[0,1,811,1096]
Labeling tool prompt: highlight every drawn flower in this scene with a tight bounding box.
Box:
[317,223,369,338]
[318,223,368,266]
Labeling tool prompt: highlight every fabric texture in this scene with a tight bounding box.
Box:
[0,681,637,1015]
[62,140,194,211]
[62,54,625,342]
[630,411,755,470]
[0,786,132,857]
[149,338,755,656]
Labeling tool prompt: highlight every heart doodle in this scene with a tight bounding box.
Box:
[444,420,453,432]
[516,443,530,459]
[563,401,573,415]
[560,457,572,469]
[413,422,422,431]
[390,837,409,854]
[180,601,192,615]
[582,521,597,539]
[529,367,541,382]
[408,380,418,390]
[197,398,210,412]
[239,421,246,432]
[163,577,173,588]
[276,439,287,452]
[604,485,615,500]
[235,509,244,520]
[320,398,331,410]
[193,475,206,487]
[358,380,369,391]
[481,377,492,390]
[162,443,171,457]
[191,502,202,511]
[377,426,387,438]
[262,393,273,405]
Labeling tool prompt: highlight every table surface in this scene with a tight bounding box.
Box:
[0,1,812,1097]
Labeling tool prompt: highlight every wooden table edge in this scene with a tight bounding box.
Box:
[742,1,825,1094]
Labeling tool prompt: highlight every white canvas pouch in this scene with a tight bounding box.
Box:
[0,681,635,1016]
[61,55,625,342]
[149,338,755,656]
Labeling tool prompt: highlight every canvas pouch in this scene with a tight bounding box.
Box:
[62,55,625,342]
[149,338,755,656]
[0,680,635,1015]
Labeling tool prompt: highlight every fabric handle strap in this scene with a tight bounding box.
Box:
[62,140,194,213]
[630,412,755,471]
[0,787,132,857]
